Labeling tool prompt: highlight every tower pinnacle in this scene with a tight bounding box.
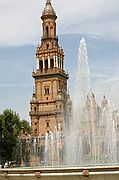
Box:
[42,0,56,18]
[46,0,51,3]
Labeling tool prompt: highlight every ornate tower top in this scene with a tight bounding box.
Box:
[46,0,51,3]
[41,0,57,19]
[35,0,67,75]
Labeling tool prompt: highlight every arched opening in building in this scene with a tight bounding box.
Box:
[45,59,48,71]
[34,107,36,112]
[45,87,49,95]
[50,26,53,36]
[46,121,50,128]
[46,26,49,37]
[39,60,43,72]
[50,59,54,69]
[46,44,49,50]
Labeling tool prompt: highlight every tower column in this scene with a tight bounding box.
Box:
[48,56,50,68]
[42,57,45,69]
[62,57,63,69]
[37,58,39,69]
[60,56,62,69]
[53,56,56,67]
[56,56,58,68]
[61,58,62,69]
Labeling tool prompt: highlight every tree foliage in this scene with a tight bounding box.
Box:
[20,120,31,134]
[0,109,31,165]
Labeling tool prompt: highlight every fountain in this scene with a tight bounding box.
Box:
[32,38,118,167]
[1,37,119,179]
[65,38,118,166]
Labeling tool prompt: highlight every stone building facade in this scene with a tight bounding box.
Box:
[29,0,72,137]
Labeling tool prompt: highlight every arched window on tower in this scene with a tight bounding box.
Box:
[46,26,49,37]
[50,59,54,69]
[50,26,53,36]
[46,44,49,50]
[34,107,36,112]
[45,59,48,71]
[46,121,49,128]
[39,60,43,72]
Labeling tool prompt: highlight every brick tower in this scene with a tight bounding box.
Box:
[29,0,72,137]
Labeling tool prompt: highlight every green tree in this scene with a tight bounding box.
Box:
[0,109,31,165]
[20,120,31,134]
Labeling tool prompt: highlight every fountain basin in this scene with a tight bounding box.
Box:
[1,166,119,180]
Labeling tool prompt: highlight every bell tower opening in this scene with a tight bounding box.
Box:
[50,59,54,69]
[45,59,48,71]
[39,60,43,72]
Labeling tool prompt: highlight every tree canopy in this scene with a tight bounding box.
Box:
[0,109,31,165]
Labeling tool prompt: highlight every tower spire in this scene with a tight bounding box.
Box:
[42,0,56,19]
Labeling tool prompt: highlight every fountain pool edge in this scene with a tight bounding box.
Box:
[1,166,119,180]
